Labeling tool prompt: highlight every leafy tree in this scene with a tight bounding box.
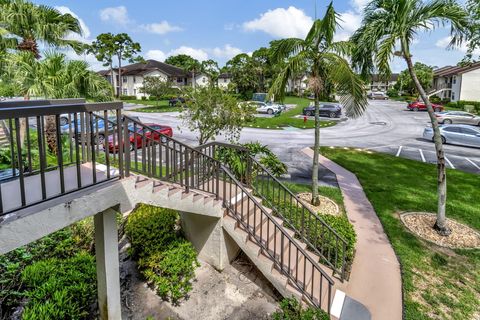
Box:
[0,0,83,59]
[394,62,434,95]
[351,0,468,235]
[140,76,173,104]
[224,53,258,98]
[186,59,202,89]
[269,3,368,206]
[87,33,117,85]
[465,0,480,61]
[180,86,254,144]
[165,54,199,70]
[201,59,220,85]
[88,33,141,96]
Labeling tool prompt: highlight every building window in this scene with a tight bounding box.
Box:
[133,76,136,83]
[123,89,128,95]
[133,89,137,95]
[122,76,127,83]
[177,78,183,83]
[202,77,206,83]
[452,92,455,101]
[224,78,227,83]
[452,76,456,84]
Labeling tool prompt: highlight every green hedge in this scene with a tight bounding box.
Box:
[445,100,480,113]
[119,95,137,100]
[21,252,97,319]
[125,204,199,303]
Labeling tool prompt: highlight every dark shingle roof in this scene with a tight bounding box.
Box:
[434,62,480,77]
[371,74,399,82]
[99,60,190,78]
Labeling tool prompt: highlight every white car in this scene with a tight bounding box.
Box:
[246,101,283,115]
[423,124,480,148]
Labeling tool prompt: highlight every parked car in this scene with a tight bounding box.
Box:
[168,97,186,107]
[435,111,480,126]
[107,123,173,152]
[60,115,113,145]
[407,101,444,112]
[245,101,283,115]
[303,103,342,118]
[422,124,480,148]
[368,92,388,100]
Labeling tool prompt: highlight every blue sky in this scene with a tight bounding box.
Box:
[34,0,469,71]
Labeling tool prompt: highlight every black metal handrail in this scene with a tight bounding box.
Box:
[219,163,333,311]
[0,100,123,215]
[198,142,349,280]
[122,124,334,310]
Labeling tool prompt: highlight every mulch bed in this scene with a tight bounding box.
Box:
[296,192,340,216]
[400,212,480,249]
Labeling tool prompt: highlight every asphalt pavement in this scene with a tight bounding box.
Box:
[125,99,480,176]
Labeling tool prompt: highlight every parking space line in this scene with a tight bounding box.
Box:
[466,158,480,171]
[445,156,455,169]
[419,149,426,162]
[395,146,403,157]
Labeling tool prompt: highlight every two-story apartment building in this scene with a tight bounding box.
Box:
[99,60,191,99]
[99,60,234,99]
[431,62,480,102]
[368,74,399,93]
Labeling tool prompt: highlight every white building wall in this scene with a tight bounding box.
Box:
[460,68,480,101]
[218,77,231,89]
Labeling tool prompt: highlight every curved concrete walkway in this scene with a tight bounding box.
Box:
[302,148,403,320]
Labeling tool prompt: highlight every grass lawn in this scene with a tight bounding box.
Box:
[245,96,337,129]
[125,99,181,113]
[321,147,480,320]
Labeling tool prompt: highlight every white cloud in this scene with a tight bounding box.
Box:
[350,0,369,13]
[140,21,182,35]
[211,44,242,59]
[169,46,209,61]
[146,46,210,62]
[99,6,130,25]
[335,11,362,41]
[435,36,480,55]
[243,7,314,39]
[55,6,91,43]
[145,49,167,62]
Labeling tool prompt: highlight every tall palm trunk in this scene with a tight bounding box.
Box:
[192,69,196,89]
[311,94,320,206]
[402,40,450,236]
[117,54,122,97]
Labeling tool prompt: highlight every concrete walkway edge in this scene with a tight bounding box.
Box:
[302,148,403,320]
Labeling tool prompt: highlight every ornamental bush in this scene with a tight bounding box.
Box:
[125,204,180,258]
[139,239,199,303]
[125,204,199,302]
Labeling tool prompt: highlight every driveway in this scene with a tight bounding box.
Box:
[125,99,480,175]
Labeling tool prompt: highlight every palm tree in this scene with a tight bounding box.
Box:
[0,0,83,59]
[187,60,202,89]
[10,51,113,153]
[351,0,468,236]
[269,2,368,205]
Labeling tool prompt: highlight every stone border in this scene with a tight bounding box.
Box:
[399,212,480,250]
[296,192,341,216]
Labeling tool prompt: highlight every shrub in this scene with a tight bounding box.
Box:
[141,96,147,100]
[119,95,137,100]
[139,239,199,303]
[125,204,180,258]
[387,88,399,98]
[21,252,97,319]
[320,214,356,269]
[271,298,329,320]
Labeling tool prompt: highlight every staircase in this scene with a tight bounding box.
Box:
[0,100,351,315]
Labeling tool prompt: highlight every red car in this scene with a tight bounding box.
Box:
[407,101,444,112]
[107,123,173,152]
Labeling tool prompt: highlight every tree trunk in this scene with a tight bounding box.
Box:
[403,41,450,236]
[109,63,114,86]
[311,94,320,206]
[117,54,122,98]
[192,70,196,89]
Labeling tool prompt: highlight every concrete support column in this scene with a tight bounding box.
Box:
[180,211,240,270]
[94,209,122,320]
